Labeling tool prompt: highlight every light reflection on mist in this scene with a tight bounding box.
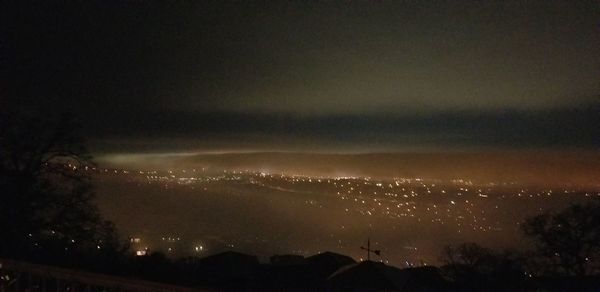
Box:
[96,151,600,188]
[93,160,599,266]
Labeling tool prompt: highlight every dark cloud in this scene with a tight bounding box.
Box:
[2,0,598,152]
[86,106,599,153]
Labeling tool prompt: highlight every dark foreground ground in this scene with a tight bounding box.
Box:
[2,250,599,291]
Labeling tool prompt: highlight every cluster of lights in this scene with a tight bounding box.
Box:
[84,166,600,265]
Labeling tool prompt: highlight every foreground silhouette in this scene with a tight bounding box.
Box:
[4,244,599,291]
[0,109,127,272]
[442,202,600,291]
[523,202,600,277]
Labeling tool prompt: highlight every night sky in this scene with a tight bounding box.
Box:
[2,0,599,153]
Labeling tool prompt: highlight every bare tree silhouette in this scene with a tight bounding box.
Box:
[442,242,528,291]
[0,107,124,264]
[522,202,600,277]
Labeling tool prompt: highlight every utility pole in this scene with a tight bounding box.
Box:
[360,237,380,261]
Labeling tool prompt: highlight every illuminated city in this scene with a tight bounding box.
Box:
[2,0,599,290]
[85,161,600,266]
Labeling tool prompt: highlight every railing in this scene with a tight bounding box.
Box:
[0,258,199,292]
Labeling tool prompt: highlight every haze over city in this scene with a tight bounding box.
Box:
[1,0,599,290]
